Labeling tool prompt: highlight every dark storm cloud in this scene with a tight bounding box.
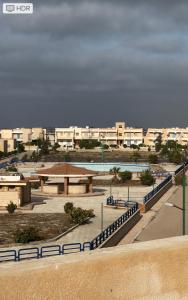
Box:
[0,0,188,127]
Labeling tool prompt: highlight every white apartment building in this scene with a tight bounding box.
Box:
[144,128,188,147]
[55,122,144,149]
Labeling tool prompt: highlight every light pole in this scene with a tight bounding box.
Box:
[101,144,104,162]
[182,164,186,235]
[101,202,104,231]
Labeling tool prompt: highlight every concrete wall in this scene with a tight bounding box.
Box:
[43,184,59,194]
[140,180,173,213]
[1,236,188,299]
[0,191,20,206]
[100,209,141,248]
[68,184,86,194]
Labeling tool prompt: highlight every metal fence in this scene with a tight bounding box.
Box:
[0,204,139,263]
[174,161,188,175]
[143,175,172,204]
[90,203,139,250]
[0,242,91,263]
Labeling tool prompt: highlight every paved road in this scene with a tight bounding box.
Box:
[134,180,188,242]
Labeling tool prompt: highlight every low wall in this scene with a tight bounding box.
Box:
[1,236,188,299]
[140,180,173,213]
[100,209,141,248]
[0,191,20,206]
[68,184,86,194]
[43,185,59,194]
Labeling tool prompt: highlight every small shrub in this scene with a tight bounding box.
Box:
[6,165,17,172]
[64,202,74,214]
[119,171,132,182]
[148,154,158,164]
[84,209,95,218]
[6,202,17,214]
[14,226,42,243]
[140,170,156,186]
[70,207,95,225]
[31,182,40,189]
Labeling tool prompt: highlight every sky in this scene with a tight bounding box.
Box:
[1,0,188,128]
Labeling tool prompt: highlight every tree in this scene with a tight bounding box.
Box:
[52,142,60,152]
[168,150,182,164]
[132,152,141,163]
[22,154,28,162]
[119,171,132,182]
[140,170,155,186]
[155,133,162,152]
[148,154,158,164]
[160,145,169,158]
[109,167,121,183]
[40,140,50,155]
[17,142,25,153]
[31,151,39,162]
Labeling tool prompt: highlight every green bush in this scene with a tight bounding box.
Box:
[119,171,132,182]
[148,154,158,164]
[168,150,182,164]
[63,153,71,162]
[70,207,95,225]
[79,139,101,149]
[64,202,74,214]
[31,182,40,189]
[14,226,42,243]
[140,170,156,186]
[6,165,18,172]
[6,202,17,214]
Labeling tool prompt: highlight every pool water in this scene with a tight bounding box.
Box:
[70,162,149,173]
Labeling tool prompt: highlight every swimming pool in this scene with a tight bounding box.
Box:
[70,163,149,173]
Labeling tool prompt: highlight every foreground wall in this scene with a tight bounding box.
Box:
[1,236,188,299]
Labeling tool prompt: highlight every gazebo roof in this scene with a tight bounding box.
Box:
[36,163,98,178]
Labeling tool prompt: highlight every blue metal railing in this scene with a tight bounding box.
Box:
[0,204,139,263]
[90,203,139,250]
[174,160,188,175]
[143,175,172,204]
[0,242,90,263]
[106,196,136,208]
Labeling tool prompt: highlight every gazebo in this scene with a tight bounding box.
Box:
[36,163,98,195]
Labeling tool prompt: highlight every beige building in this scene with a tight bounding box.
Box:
[144,127,188,147]
[0,128,44,145]
[0,139,16,153]
[0,174,31,207]
[55,122,144,149]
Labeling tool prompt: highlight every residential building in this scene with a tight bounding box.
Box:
[0,174,31,207]
[0,128,44,144]
[144,127,188,147]
[55,122,144,149]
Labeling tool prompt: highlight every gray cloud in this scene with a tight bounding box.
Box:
[0,0,188,127]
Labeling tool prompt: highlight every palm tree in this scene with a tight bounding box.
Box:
[109,167,121,182]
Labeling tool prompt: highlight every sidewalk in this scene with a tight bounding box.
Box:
[118,184,178,245]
